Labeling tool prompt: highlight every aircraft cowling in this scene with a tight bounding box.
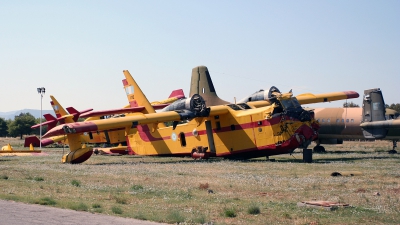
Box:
[162,94,209,117]
[237,86,281,103]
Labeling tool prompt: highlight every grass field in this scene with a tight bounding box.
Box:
[0,137,399,224]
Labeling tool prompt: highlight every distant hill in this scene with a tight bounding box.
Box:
[0,109,55,120]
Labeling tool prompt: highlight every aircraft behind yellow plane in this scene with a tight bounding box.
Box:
[311,88,400,153]
[42,66,359,164]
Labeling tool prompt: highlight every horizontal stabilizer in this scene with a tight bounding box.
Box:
[168,89,185,99]
[152,104,169,110]
[66,107,93,122]
[31,113,58,129]
[79,106,145,118]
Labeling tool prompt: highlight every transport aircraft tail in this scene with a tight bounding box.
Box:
[189,66,230,106]
[361,88,387,138]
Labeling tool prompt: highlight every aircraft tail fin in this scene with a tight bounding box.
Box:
[189,66,231,106]
[50,96,75,124]
[24,136,40,147]
[361,88,387,138]
[362,88,386,122]
[122,70,165,128]
[122,70,156,114]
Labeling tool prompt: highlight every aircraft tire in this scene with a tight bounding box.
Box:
[313,145,325,152]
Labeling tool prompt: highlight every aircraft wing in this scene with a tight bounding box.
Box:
[295,91,359,105]
[246,91,359,108]
[79,106,146,118]
[44,94,211,138]
[44,110,200,138]
[31,114,74,129]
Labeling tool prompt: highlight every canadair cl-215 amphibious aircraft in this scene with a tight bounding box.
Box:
[25,79,185,149]
[43,67,359,164]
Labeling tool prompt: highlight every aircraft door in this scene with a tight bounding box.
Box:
[179,132,186,147]
[205,121,216,153]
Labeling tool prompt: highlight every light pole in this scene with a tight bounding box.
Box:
[37,87,45,149]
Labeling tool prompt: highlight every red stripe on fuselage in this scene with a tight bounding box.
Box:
[135,115,296,142]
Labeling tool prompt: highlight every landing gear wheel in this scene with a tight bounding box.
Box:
[313,145,325,152]
[388,150,397,154]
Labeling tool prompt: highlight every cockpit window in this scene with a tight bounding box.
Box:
[280,98,302,110]
[227,104,243,111]
[237,103,251,109]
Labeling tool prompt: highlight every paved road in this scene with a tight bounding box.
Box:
[0,200,166,225]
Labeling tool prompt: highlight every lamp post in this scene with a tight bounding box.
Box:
[37,87,45,149]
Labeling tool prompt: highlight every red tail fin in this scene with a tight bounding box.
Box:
[24,136,40,147]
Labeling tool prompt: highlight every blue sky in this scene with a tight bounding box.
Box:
[1,0,399,112]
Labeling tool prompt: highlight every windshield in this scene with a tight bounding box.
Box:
[280,98,301,110]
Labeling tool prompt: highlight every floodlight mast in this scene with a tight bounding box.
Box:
[37,87,45,150]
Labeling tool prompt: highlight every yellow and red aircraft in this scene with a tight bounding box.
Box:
[25,76,185,150]
[43,67,359,164]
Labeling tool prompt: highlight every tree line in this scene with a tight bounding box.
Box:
[0,112,47,139]
[1,103,400,139]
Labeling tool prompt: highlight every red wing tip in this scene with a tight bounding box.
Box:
[344,91,359,99]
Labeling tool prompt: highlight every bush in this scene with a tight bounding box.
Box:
[71,180,81,187]
[37,197,56,205]
[247,205,261,215]
[70,202,88,211]
[92,203,101,208]
[224,208,237,218]
[34,177,44,181]
[112,206,123,214]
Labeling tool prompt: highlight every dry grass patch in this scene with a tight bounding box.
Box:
[0,139,400,224]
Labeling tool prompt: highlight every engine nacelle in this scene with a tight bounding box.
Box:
[162,94,209,117]
[237,86,281,103]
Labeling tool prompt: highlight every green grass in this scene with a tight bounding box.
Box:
[224,208,237,218]
[34,177,44,181]
[166,210,185,223]
[69,202,89,211]
[71,180,81,187]
[35,197,57,205]
[247,204,261,215]
[111,206,123,214]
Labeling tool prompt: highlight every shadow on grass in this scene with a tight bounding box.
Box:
[90,156,224,166]
[88,151,399,165]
